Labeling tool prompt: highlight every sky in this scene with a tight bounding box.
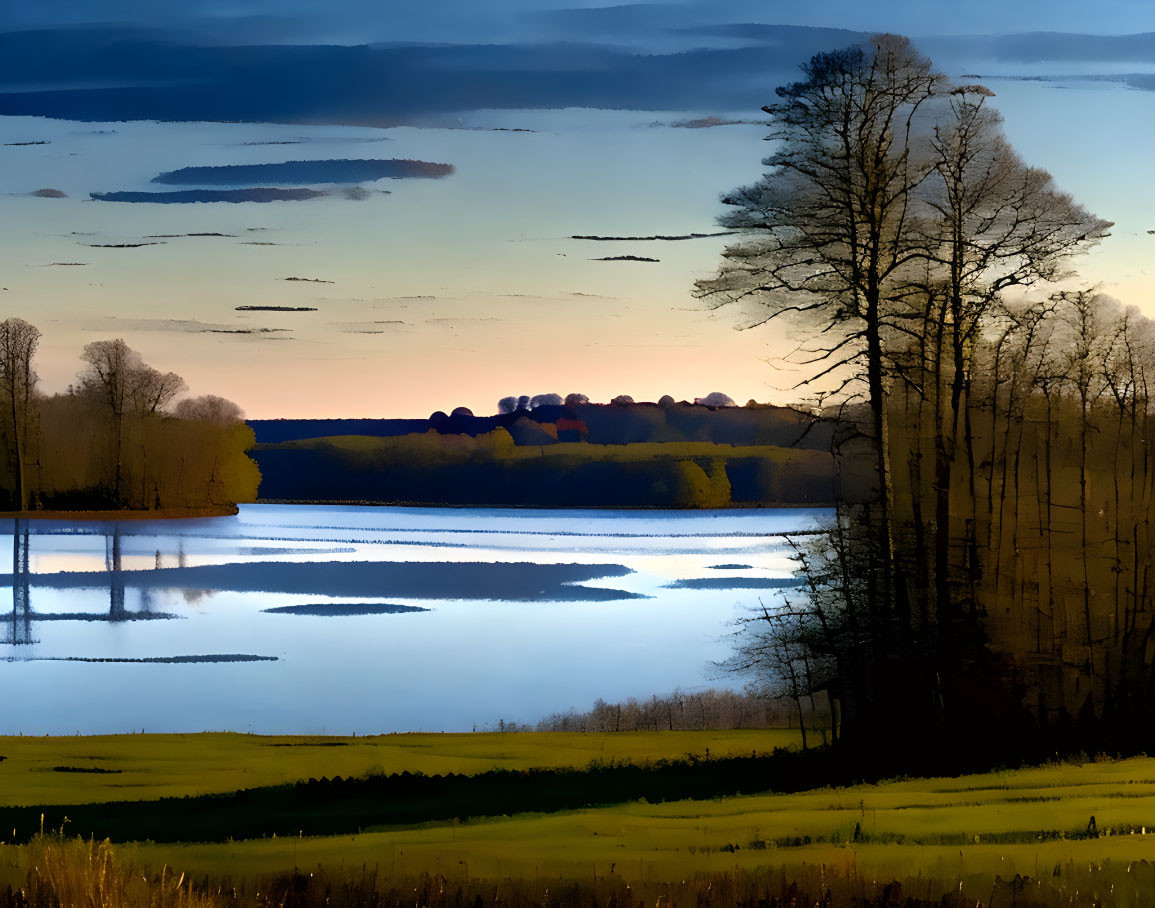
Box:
[0,1,1153,418]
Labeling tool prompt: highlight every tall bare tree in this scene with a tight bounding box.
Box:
[914,85,1110,627]
[74,339,185,502]
[0,319,41,510]
[697,35,945,637]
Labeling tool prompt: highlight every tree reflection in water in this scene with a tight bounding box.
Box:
[7,518,32,645]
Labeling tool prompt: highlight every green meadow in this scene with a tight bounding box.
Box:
[0,730,803,807]
[3,732,1155,906]
[114,755,1155,881]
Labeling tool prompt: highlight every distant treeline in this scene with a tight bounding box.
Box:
[486,688,832,734]
[252,435,835,508]
[0,321,259,511]
[248,397,834,449]
[249,398,836,508]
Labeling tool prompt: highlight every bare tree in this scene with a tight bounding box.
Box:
[914,84,1110,627]
[697,35,945,636]
[74,339,185,502]
[174,395,244,426]
[0,319,40,510]
[130,366,187,414]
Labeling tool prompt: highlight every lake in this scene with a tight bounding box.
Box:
[0,504,827,735]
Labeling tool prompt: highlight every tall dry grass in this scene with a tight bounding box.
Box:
[6,834,1155,907]
[8,835,214,908]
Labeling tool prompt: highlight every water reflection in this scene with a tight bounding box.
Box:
[106,523,125,621]
[2,504,827,734]
[5,520,180,629]
[7,519,32,645]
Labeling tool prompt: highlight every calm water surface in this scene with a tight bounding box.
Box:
[0,504,827,734]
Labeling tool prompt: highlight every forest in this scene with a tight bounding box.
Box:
[249,396,838,507]
[251,433,835,507]
[0,324,259,511]
[248,395,834,448]
[699,35,1154,759]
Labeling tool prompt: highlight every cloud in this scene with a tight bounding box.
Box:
[95,318,293,337]
[152,158,454,185]
[83,241,164,247]
[0,13,1151,131]
[332,319,411,332]
[664,116,764,128]
[231,136,393,146]
[0,30,809,125]
[90,188,329,203]
[572,232,727,241]
[202,328,293,336]
[236,305,317,312]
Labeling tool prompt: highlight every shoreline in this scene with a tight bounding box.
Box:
[0,505,240,521]
[254,498,835,511]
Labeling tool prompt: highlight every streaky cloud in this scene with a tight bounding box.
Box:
[152,158,454,185]
[592,255,660,262]
[91,188,329,203]
[572,232,727,241]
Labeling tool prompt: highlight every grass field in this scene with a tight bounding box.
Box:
[3,733,1154,905]
[0,729,803,807]
[106,755,1155,879]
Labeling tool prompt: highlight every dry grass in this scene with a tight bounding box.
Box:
[7,833,1155,907]
[10,835,216,908]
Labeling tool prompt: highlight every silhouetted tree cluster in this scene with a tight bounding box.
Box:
[489,688,813,733]
[252,400,833,449]
[700,35,1145,755]
[253,432,833,508]
[0,326,258,511]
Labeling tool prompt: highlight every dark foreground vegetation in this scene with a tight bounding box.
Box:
[6,834,1148,908]
[9,834,1145,908]
[0,323,258,510]
[496,688,829,735]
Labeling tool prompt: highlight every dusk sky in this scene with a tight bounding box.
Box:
[1,1,1153,417]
